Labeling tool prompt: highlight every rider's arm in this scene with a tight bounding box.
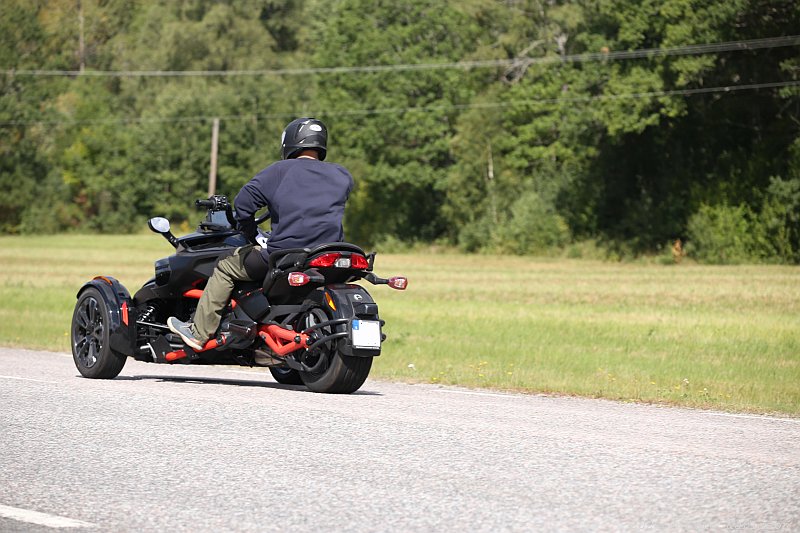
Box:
[234,178,270,242]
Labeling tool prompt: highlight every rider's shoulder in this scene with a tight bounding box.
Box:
[261,158,351,177]
[253,159,293,178]
[321,160,352,175]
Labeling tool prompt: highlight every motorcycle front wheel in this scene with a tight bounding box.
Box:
[298,307,372,394]
[71,287,127,379]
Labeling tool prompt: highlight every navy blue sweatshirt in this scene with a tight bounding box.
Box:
[234,158,354,259]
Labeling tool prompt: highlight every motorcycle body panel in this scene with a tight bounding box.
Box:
[77,276,136,356]
[317,285,382,357]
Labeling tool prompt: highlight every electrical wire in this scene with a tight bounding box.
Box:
[1,80,797,127]
[4,35,799,78]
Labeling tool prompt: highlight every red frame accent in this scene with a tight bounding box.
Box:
[166,291,310,362]
[183,289,203,299]
[121,301,129,326]
[165,349,186,362]
[162,291,245,363]
[258,325,310,356]
[164,336,222,362]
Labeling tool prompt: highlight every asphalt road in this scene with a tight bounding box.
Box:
[0,348,798,532]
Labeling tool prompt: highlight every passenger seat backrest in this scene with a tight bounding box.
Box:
[263,248,310,294]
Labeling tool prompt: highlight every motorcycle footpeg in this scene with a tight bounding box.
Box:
[150,335,174,363]
[225,319,257,340]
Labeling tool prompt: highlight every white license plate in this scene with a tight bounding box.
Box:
[351,319,381,349]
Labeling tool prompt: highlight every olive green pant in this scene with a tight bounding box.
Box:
[191,245,260,340]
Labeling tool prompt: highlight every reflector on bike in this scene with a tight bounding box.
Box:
[287,272,310,286]
[387,276,408,290]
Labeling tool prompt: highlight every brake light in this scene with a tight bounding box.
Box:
[309,253,341,267]
[309,252,368,269]
[387,276,408,290]
[350,254,370,269]
[287,272,310,286]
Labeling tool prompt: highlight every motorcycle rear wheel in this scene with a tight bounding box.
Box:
[298,307,372,394]
[71,287,127,379]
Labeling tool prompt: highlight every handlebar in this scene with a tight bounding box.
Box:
[195,194,269,232]
[196,195,237,229]
[196,196,230,211]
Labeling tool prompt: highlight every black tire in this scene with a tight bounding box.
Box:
[269,367,303,385]
[298,307,372,394]
[71,287,127,379]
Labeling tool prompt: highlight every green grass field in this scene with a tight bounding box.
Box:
[1,234,798,414]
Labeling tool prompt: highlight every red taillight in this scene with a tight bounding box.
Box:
[309,252,368,269]
[287,272,310,286]
[309,253,341,267]
[387,276,408,290]
[350,254,370,269]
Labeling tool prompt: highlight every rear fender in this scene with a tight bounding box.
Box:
[77,276,136,356]
[316,284,382,357]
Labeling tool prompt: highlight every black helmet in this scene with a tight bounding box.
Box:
[281,117,327,161]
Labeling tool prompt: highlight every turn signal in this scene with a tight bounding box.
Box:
[287,272,310,286]
[387,276,408,290]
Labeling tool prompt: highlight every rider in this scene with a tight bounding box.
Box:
[168,117,354,350]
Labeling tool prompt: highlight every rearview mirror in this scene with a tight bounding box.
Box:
[148,217,171,234]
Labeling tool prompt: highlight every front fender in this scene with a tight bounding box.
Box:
[77,276,136,356]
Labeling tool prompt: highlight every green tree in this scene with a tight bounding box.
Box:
[311,0,496,245]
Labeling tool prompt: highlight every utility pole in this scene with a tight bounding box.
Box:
[487,142,498,225]
[208,118,220,197]
[78,0,85,72]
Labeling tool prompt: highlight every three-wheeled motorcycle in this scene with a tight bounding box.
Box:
[70,195,407,393]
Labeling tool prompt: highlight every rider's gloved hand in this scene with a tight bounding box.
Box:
[237,218,258,244]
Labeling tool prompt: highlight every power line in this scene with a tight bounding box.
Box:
[4,35,799,78]
[2,80,797,127]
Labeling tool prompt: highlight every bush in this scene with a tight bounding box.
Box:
[755,177,800,263]
[457,214,496,254]
[686,203,756,264]
[499,191,570,255]
[459,191,570,255]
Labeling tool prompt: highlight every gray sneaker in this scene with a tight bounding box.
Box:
[167,317,205,351]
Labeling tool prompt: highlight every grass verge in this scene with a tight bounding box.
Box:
[1,234,798,414]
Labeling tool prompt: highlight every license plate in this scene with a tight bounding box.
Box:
[351,319,381,349]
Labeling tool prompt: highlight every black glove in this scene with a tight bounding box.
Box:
[237,218,258,243]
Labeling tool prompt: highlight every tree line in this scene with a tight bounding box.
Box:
[2,0,799,263]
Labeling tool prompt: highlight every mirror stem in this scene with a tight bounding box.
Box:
[163,232,179,248]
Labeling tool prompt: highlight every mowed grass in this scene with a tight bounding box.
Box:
[1,234,798,414]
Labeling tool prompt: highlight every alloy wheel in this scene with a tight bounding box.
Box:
[73,296,104,369]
